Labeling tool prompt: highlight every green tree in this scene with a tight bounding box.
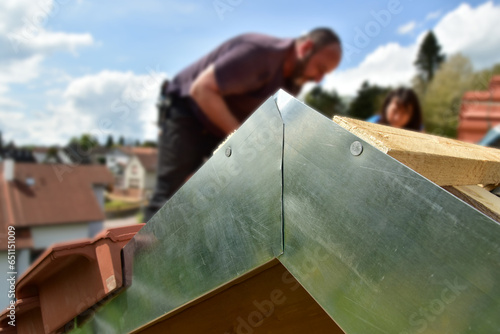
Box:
[414,31,445,84]
[44,146,60,163]
[118,136,125,146]
[346,81,390,120]
[304,86,346,119]
[411,74,427,101]
[105,135,114,148]
[469,63,500,91]
[142,140,158,148]
[421,54,473,138]
[69,134,99,151]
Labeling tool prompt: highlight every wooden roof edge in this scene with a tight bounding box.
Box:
[333,116,500,186]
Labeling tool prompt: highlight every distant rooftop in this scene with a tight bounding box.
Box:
[459,75,500,143]
[133,150,158,173]
[0,163,114,250]
[119,146,157,155]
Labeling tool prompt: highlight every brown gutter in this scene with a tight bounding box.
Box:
[0,224,144,333]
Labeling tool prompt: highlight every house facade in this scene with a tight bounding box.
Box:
[0,161,113,308]
[122,148,158,199]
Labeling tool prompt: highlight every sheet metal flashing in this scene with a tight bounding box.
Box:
[74,90,500,334]
[75,96,285,333]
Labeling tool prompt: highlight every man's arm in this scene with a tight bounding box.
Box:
[189,64,240,135]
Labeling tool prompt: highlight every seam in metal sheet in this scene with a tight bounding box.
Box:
[273,91,287,256]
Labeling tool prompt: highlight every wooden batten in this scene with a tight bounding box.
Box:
[333,116,500,186]
[137,262,345,334]
[444,185,500,223]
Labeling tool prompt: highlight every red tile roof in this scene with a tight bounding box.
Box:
[0,224,143,333]
[0,163,114,249]
[117,146,158,172]
[119,146,157,156]
[458,76,500,143]
[135,149,158,172]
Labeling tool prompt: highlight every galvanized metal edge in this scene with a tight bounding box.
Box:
[72,96,285,333]
[275,90,500,334]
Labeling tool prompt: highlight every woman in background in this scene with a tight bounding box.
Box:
[367,87,423,131]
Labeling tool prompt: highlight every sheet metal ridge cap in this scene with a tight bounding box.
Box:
[274,89,303,117]
[272,90,289,257]
[71,94,290,333]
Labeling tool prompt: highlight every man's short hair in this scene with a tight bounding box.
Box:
[299,27,342,52]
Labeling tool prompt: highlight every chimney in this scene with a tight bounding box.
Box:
[489,76,500,93]
[4,158,14,182]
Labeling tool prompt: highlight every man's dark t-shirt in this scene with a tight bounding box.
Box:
[166,33,302,134]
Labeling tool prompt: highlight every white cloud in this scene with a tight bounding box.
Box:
[434,1,500,69]
[72,0,203,23]
[324,43,417,96]
[26,31,94,56]
[1,70,168,146]
[0,0,93,58]
[0,55,43,86]
[397,21,416,35]
[298,82,317,100]
[0,0,94,104]
[0,0,95,144]
[426,10,441,21]
[0,1,175,146]
[0,97,23,110]
[0,55,44,115]
[324,1,500,96]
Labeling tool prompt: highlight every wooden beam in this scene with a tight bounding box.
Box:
[444,185,500,223]
[333,116,500,186]
[139,262,344,334]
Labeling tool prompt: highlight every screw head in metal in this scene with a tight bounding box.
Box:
[350,141,363,156]
[225,147,232,157]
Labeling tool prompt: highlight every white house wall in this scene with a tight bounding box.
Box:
[32,152,47,163]
[17,249,30,280]
[0,248,29,309]
[57,150,73,164]
[145,172,157,192]
[88,221,104,238]
[31,223,90,249]
[0,251,12,309]
[124,156,145,189]
[106,149,131,171]
[92,185,106,209]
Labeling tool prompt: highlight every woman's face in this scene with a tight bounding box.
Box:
[386,97,413,128]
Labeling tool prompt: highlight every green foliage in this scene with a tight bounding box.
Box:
[105,199,142,211]
[414,31,445,84]
[414,50,500,139]
[420,54,473,138]
[469,63,500,91]
[41,146,60,163]
[136,210,144,224]
[304,86,345,119]
[411,75,427,100]
[142,140,158,148]
[105,135,114,148]
[118,136,125,146]
[346,81,390,120]
[69,133,99,151]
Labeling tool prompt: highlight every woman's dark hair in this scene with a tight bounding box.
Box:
[380,87,423,131]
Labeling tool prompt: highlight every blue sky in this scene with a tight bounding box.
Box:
[1,0,500,145]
